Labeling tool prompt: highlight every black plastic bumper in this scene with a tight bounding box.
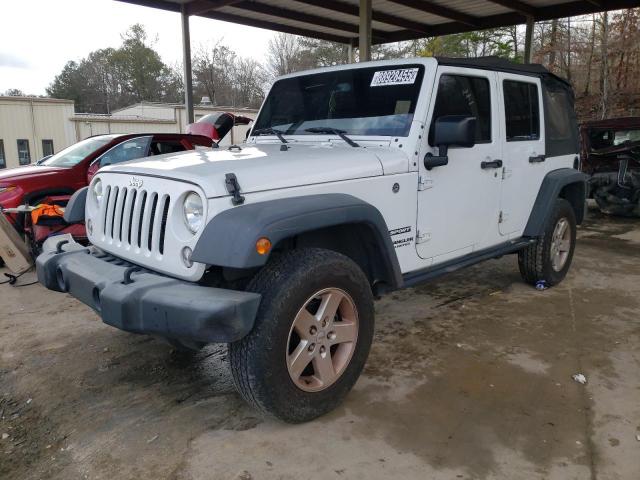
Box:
[36,240,261,343]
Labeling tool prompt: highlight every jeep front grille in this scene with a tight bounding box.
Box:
[100,185,170,256]
[87,172,208,282]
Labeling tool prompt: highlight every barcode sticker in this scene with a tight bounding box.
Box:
[370,68,419,87]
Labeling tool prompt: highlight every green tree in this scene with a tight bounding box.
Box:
[47,24,182,113]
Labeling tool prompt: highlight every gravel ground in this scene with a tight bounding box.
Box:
[1,206,639,480]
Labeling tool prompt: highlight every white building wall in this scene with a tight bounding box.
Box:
[0,97,75,169]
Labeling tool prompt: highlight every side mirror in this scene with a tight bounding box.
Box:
[424,115,476,170]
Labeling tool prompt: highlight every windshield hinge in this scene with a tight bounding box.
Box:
[225,173,245,206]
[416,230,431,244]
[418,176,433,191]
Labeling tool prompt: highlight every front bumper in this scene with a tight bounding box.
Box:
[36,239,261,343]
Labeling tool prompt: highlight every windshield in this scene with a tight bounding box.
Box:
[253,65,425,138]
[41,136,119,167]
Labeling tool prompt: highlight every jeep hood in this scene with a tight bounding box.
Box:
[100,143,409,197]
[0,165,66,185]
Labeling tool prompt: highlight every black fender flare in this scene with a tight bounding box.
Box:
[192,193,403,289]
[63,187,88,224]
[523,168,588,237]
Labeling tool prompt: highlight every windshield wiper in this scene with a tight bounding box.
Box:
[252,127,288,144]
[305,127,359,147]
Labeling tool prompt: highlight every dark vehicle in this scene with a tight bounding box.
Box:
[580,117,640,216]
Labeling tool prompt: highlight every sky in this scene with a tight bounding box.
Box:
[0,0,274,95]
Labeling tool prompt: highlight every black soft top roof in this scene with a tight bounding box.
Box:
[436,56,570,87]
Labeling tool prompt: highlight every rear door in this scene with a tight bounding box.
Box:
[416,67,503,265]
[497,74,546,237]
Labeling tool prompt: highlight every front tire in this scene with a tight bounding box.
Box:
[228,248,374,423]
[518,198,577,287]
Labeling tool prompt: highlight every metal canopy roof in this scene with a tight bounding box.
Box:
[117,0,640,44]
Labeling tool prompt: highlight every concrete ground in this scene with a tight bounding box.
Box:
[1,207,639,480]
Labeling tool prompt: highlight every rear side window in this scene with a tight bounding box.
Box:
[430,74,492,144]
[503,80,540,141]
[150,140,187,155]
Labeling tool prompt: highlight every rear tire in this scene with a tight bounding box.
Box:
[228,248,374,423]
[518,198,577,287]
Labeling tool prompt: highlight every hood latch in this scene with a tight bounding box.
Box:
[225,173,245,206]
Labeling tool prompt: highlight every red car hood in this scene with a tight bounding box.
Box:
[0,165,66,184]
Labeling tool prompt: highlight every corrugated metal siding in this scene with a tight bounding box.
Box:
[373,0,452,26]
[0,99,75,169]
[435,0,511,17]
[220,5,360,38]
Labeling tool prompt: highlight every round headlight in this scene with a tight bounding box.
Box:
[183,192,204,234]
[92,179,103,203]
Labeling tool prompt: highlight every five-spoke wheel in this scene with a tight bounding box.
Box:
[287,288,359,392]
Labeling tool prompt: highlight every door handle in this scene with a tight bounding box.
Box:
[529,154,546,163]
[480,159,503,169]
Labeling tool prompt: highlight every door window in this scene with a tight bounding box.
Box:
[97,136,152,167]
[0,140,5,169]
[503,80,540,141]
[42,139,54,157]
[430,74,492,145]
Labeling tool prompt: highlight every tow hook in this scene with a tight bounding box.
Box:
[122,266,142,285]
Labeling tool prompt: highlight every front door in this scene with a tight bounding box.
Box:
[416,67,503,265]
[497,74,546,237]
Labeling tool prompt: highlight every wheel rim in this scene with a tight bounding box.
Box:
[550,217,571,272]
[286,287,359,392]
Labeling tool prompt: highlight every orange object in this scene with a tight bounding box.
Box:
[255,237,272,255]
[30,204,65,226]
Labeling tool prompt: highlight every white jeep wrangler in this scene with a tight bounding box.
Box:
[37,57,587,423]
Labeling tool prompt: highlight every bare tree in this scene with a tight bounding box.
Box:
[267,33,306,78]
[600,11,609,119]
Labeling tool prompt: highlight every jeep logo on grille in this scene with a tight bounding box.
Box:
[129,176,143,188]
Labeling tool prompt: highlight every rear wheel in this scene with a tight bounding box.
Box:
[518,198,577,287]
[228,248,374,423]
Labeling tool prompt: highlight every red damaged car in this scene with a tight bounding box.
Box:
[0,133,212,218]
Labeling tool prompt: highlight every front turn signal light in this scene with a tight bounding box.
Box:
[256,237,272,255]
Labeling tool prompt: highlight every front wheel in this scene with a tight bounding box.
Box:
[518,198,577,287]
[228,248,374,423]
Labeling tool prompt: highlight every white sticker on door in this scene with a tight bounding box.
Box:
[370,68,419,87]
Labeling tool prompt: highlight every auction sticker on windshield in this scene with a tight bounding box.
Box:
[370,68,419,87]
